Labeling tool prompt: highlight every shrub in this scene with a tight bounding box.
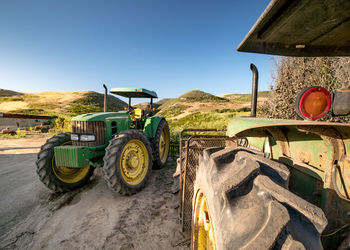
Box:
[259,57,350,120]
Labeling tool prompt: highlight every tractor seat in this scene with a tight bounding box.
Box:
[131,108,143,120]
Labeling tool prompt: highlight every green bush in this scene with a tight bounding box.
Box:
[53,116,72,132]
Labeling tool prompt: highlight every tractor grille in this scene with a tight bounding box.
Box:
[72,121,106,147]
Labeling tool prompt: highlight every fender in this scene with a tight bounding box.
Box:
[143,116,164,139]
[228,117,350,233]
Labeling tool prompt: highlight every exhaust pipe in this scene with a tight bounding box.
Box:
[103,84,107,112]
[250,64,258,117]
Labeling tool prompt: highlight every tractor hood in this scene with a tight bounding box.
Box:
[72,111,129,122]
[228,117,350,138]
[237,0,350,56]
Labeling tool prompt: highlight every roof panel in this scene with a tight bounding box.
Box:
[237,0,350,56]
[110,88,158,98]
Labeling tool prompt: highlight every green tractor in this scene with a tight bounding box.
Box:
[177,1,350,249]
[36,87,170,195]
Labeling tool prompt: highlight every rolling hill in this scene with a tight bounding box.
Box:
[0,88,269,138]
[0,89,23,97]
[0,89,127,116]
[155,90,269,139]
[156,90,268,118]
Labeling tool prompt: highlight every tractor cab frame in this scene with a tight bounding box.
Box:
[110,88,158,127]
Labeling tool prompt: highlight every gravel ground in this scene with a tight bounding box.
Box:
[0,134,189,250]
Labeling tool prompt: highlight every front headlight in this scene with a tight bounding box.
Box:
[80,134,96,142]
[71,134,79,141]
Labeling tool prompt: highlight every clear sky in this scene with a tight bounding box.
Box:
[0,0,274,102]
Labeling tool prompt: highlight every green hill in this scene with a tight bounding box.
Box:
[0,89,23,97]
[156,90,270,139]
[178,90,228,102]
[157,90,228,112]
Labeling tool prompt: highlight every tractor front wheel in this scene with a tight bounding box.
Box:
[103,130,153,195]
[36,133,94,192]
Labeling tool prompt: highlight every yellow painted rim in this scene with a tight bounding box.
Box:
[52,141,91,183]
[120,139,149,185]
[193,189,216,250]
[159,126,170,164]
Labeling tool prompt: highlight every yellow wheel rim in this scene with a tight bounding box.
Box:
[159,126,170,164]
[193,189,216,250]
[120,139,149,185]
[52,141,91,183]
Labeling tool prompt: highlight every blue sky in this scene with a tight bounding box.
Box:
[0,0,274,102]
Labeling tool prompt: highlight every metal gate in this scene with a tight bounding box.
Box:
[178,129,237,232]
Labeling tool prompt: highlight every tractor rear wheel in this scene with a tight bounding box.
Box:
[103,130,153,195]
[152,119,170,169]
[192,147,327,250]
[36,133,94,192]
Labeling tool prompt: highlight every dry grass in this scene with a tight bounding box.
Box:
[0,90,126,115]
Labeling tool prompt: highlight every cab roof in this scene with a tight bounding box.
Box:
[237,0,350,57]
[110,88,158,98]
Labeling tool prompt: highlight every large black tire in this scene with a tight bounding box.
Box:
[103,130,153,195]
[152,119,170,169]
[192,147,328,250]
[36,133,94,193]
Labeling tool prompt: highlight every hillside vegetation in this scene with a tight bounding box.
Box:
[0,89,127,131]
[0,88,267,138]
[0,89,23,97]
[0,89,126,116]
[155,90,268,139]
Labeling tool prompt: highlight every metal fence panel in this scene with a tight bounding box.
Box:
[178,129,236,232]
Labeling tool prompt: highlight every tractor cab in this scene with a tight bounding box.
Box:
[110,88,158,129]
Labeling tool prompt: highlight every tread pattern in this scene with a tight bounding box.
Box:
[103,130,153,195]
[36,133,94,192]
[193,147,327,250]
[152,119,170,169]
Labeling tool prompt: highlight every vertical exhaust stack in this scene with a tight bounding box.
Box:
[103,84,107,112]
[250,64,259,117]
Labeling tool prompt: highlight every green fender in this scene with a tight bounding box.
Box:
[227,116,350,245]
[143,116,164,139]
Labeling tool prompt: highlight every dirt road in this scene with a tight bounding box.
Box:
[0,135,189,249]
